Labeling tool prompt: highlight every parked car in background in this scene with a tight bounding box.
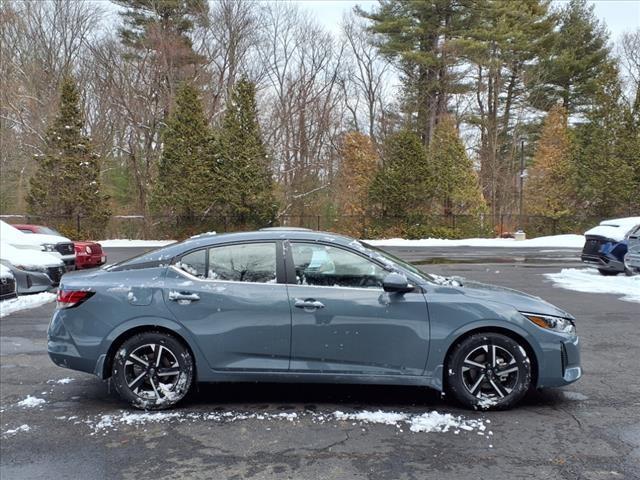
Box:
[0,220,76,270]
[0,242,65,293]
[0,264,17,301]
[13,224,106,270]
[581,217,640,276]
[49,229,581,411]
[623,225,640,275]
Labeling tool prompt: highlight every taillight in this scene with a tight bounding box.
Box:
[85,245,92,254]
[56,290,94,309]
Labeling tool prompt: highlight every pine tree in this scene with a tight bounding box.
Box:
[360,0,473,145]
[151,83,219,222]
[334,132,380,236]
[115,0,207,87]
[571,64,635,217]
[27,76,110,238]
[369,130,432,218]
[524,105,575,218]
[218,77,278,227]
[428,116,486,215]
[528,0,612,115]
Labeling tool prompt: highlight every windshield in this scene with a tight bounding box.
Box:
[39,227,62,236]
[359,241,435,283]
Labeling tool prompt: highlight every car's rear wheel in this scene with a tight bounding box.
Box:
[597,268,619,276]
[446,333,532,410]
[111,331,194,410]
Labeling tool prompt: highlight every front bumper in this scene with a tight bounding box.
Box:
[76,253,106,269]
[581,253,624,272]
[12,269,55,294]
[537,334,582,388]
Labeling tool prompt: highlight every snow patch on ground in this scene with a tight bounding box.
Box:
[2,424,30,436]
[98,239,176,248]
[17,396,46,408]
[544,268,640,303]
[48,377,74,385]
[0,292,56,318]
[77,408,487,436]
[366,234,585,248]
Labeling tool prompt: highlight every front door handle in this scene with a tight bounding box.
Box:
[294,298,325,310]
[169,291,200,303]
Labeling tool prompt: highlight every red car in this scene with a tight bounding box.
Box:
[13,224,106,270]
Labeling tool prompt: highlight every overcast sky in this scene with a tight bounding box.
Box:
[297,0,639,41]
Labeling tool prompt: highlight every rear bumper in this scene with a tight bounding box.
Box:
[47,310,99,375]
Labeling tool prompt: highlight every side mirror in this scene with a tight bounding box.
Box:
[382,272,413,294]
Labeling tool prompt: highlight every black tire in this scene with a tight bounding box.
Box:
[112,331,194,410]
[598,269,619,276]
[446,333,532,411]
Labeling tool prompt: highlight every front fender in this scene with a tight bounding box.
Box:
[94,315,208,379]
[426,318,544,391]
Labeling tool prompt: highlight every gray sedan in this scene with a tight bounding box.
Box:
[48,229,581,410]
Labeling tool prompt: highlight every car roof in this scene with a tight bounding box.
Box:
[183,229,357,250]
[109,230,363,270]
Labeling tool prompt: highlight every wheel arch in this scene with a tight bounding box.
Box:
[441,325,539,391]
[100,324,198,380]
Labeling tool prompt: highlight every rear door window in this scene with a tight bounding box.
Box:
[208,243,277,283]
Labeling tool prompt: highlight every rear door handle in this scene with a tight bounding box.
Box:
[169,291,200,302]
[294,298,325,310]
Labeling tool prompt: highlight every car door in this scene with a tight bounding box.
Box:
[286,241,429,376]
[164,241,291,371]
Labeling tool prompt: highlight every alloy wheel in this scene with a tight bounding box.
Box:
[124,343,182,401]
[461,344,520,400]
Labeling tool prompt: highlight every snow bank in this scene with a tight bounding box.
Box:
[366,234,585,248]
[545,268,640,303]
[98,239,176,248]
[0,292,56,318]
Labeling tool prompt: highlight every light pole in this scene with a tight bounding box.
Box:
[518,138,525,232]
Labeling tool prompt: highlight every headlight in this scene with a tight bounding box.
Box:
[522,312,576,335]
[42,244,57,252]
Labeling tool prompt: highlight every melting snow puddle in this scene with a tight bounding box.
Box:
[544,268,640,303]
[73,409,489,437]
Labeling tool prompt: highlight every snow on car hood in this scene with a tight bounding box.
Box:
[0,220,71,248]
[457,280,573,318]
[584,216,640,241]
[0,242,63,267]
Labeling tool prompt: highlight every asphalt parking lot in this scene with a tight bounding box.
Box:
[1,246,639,480]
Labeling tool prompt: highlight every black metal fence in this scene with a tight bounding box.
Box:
[0,213,604,241]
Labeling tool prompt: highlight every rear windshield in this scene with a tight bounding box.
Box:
[105,243,182,271]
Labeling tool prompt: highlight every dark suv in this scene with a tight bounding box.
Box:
[581,217,640,276]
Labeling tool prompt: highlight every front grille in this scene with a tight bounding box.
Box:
[55,242,75,256]
[47,266,65,286]
[582,237,604,255]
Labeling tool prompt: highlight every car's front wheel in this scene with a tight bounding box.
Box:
[446,333,532,410]
[111,331,194,410]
